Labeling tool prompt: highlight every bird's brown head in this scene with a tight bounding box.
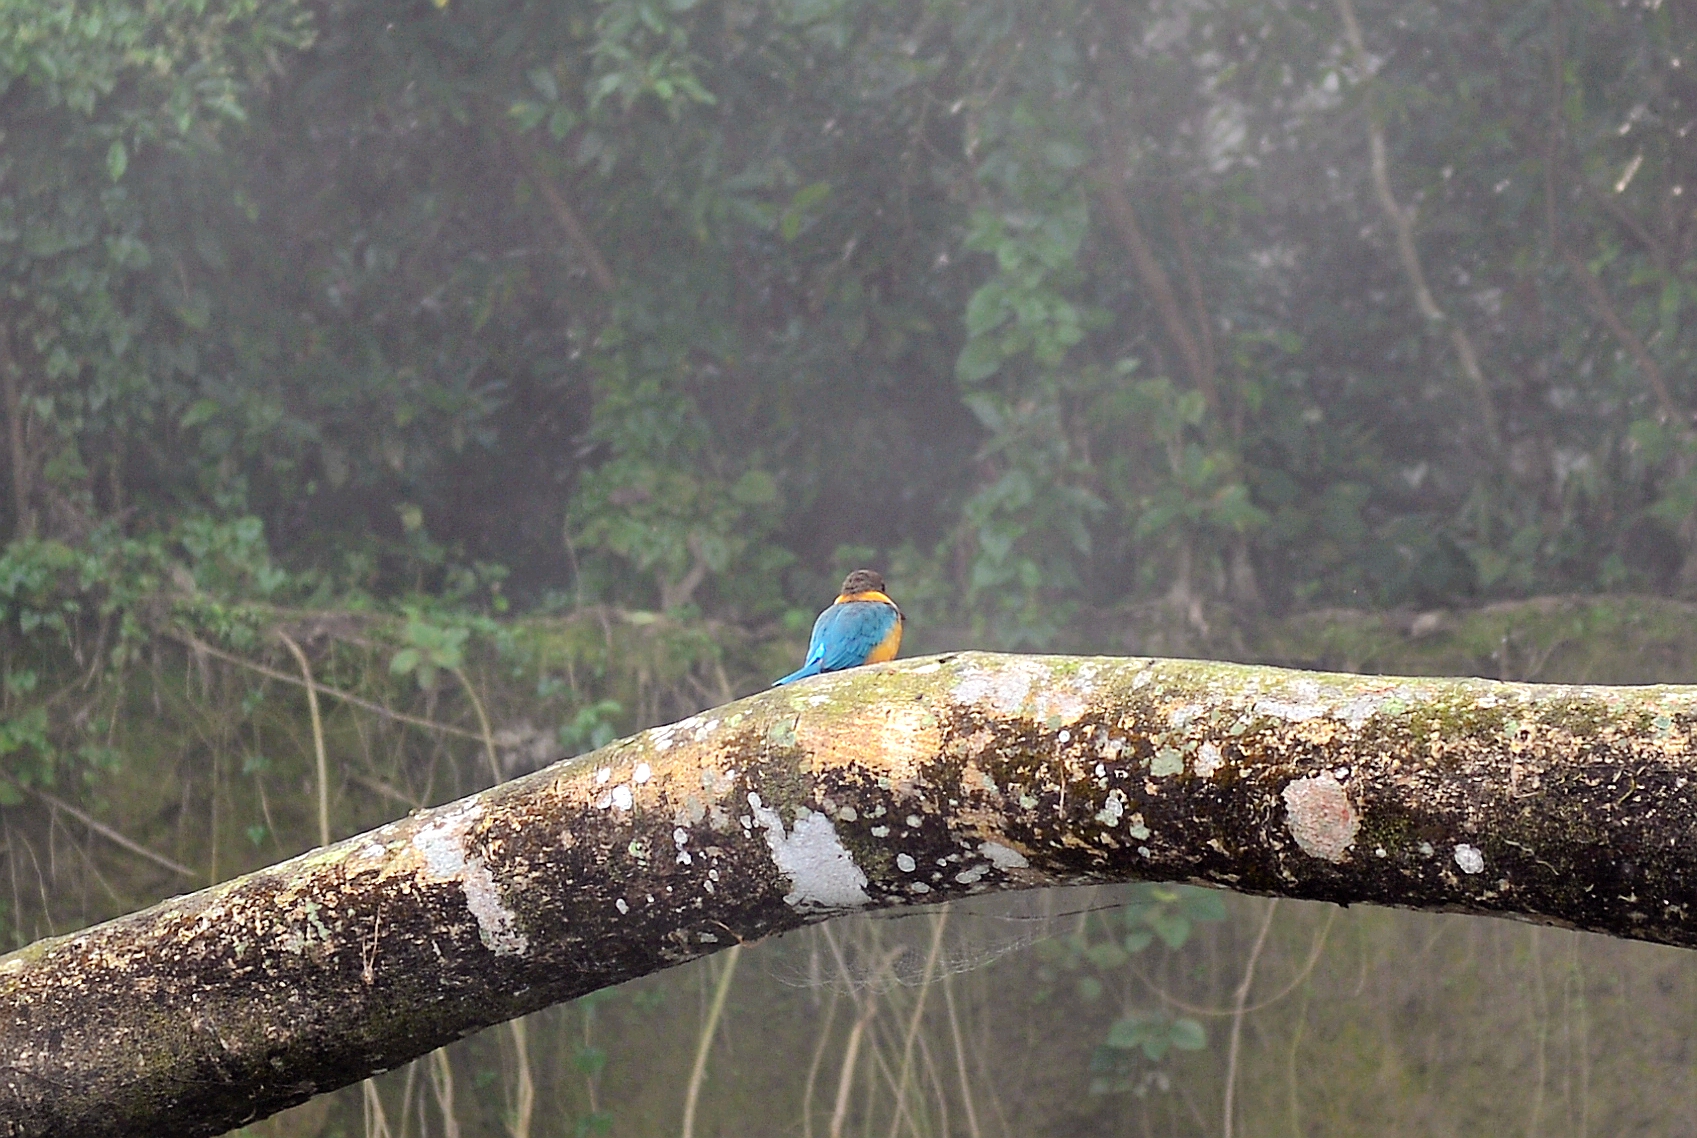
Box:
[839,568,888,597]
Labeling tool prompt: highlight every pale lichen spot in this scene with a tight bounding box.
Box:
[897,853,917,872]
[1454,844,1486,874]
[610,784,633,811]
[1151,747,1184,777]
[952,657,1045,715]
[595,767,612,784]
[980,841,1029,869]
[409,800,528,956]
[1168,704,1204,729]
[1334,695,1385,729]
[747,793,871,911]
[1096,791,1125,827]
[1281,773,1359,863]
[1126,813,1150,841]
[615,898,629,914]
[1194,741,1223,779]
[633,762,652,784]
[1257,697,1326,723]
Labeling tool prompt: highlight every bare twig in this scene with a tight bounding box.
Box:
[278,631,332,849]
[32,789,195,880]
[1334,0,1498,440]
[1222,898,1279,1138]
[449,667,501,787]
[680,943,742,1138]
[170,632,484,742]
[1561,249,1682,423]
[886,910,949,1138]
[1094,170,1217,412]
[501,132,617,294]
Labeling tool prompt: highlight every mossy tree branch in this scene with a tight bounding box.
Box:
[6,650,1697,1137]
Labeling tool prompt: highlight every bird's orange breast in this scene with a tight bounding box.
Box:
[864,618,903,664]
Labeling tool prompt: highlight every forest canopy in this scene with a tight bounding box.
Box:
[2,0,1691,631]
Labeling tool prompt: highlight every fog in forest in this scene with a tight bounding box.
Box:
[3,0,1696,1133]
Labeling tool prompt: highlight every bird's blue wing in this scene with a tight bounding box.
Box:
[813,602,899,672]
[774,601,898,685]
[774,606,838,685]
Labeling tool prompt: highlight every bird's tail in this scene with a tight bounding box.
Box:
[773,661,823,686]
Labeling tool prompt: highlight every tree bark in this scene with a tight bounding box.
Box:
[7,650,1697,1136]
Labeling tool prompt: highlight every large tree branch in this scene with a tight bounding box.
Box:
[9,650,1697,1136]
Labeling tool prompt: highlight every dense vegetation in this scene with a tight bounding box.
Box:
[3,0,1696,1134]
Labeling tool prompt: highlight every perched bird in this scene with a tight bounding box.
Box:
[774,569,904,686]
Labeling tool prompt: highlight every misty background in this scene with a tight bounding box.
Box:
[3,0,1696,1133]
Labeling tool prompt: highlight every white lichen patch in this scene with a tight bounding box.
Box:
[747,793,871,911]
[952,657,1047,715]
[1256,697,1326,722]
[1096,790,1126,827]
[1454,844,1486,874]
[633,762,652,784]
[1333,695,1387,729]
[1281,773,1359,863]
[980,841,1029,869]
[1150,747,1184,777]
[1167,704,1204,729]
[1194,741,1223,779]
[408,800,529,956]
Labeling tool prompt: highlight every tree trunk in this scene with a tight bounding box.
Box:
[5,650,1697,1136]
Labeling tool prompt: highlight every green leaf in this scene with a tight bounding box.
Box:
[1169,1018,1206,1051]
[1148,911,1192,950]
[1181,888,1228,922]
[1084,941,1129,970]
[389,647,420,675]
[106,140,127,182]
[180,399,220,429]
[528,67,560,102]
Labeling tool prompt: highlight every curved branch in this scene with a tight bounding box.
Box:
[8,650,1697,1136]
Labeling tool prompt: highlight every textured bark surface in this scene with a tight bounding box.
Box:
[6,650,1697,1136]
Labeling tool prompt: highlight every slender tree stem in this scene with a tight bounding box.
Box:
[680,942,742,1138]
[1222,898,1279,1138]
[277,631,330,849]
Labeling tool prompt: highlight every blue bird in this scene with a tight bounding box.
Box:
[774,569,905,685]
